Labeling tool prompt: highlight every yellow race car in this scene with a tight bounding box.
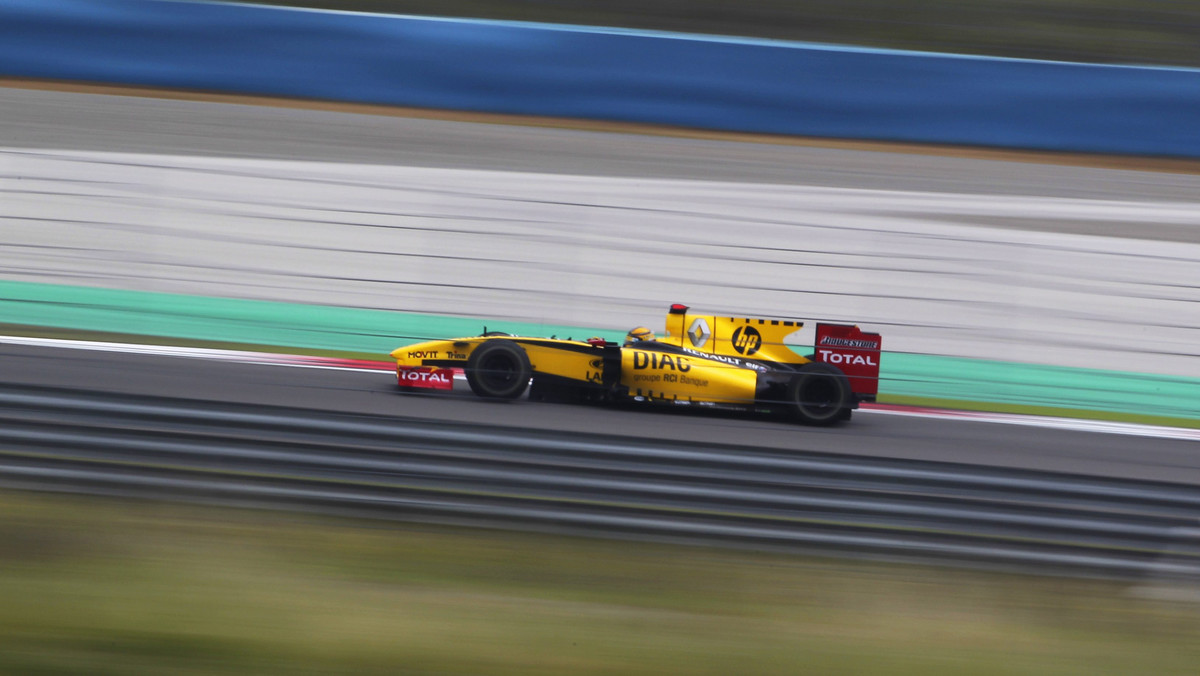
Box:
[390,304,881,425]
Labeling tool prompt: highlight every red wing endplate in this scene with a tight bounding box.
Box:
[397,365,455,390]
[813,324,882,399]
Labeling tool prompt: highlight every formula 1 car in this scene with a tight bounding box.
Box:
[390,304,881,425]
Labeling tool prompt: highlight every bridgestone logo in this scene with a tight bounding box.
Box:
[819,337,877,349]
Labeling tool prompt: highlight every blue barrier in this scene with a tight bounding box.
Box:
[2,0,1198,157]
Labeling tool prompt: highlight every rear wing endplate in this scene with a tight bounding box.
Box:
[813,323,882,400]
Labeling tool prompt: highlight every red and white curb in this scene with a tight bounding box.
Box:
[3,335,1197,440]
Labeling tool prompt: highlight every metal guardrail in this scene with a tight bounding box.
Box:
[1,385,1198,579]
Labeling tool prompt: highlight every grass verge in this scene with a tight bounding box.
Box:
[2,489,1199,675]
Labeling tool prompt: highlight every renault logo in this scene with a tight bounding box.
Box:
[687,317,710,348]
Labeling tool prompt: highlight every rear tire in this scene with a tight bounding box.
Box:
[465,340,531,399]
[787,362,852,425]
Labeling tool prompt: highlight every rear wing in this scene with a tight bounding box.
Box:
[813,323,882,401]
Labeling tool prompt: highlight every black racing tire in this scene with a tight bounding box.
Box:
[787,361,852,425]
[465,340,532,399]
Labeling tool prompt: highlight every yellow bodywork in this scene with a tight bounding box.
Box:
[617,346,757,404]
[390,307,816,406]
[390,336,603,383]
[661,309,810,367]
[624,307,812,404]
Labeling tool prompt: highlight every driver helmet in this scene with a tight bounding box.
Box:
[625,326,656,345]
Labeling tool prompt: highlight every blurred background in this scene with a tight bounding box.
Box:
[2,0,1200,673]
[253,0,1200,66]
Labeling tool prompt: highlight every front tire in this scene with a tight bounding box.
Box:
[788,361,852,425]
[465,340,531,399]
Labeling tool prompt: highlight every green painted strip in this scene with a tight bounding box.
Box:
[2,279,1197,421]
[0,279,624,354]
[879,354,1199,421]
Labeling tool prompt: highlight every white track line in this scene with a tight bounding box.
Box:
[0,334,388,372]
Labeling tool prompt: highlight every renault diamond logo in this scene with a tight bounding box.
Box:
[687,317,710,348]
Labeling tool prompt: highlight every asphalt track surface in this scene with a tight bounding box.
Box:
[4,342,1198,486]
[2,84,1199,489]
